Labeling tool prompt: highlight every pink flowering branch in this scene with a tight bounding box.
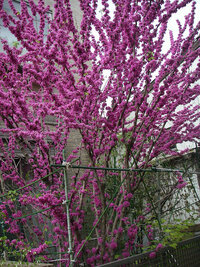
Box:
[0,0,199,265]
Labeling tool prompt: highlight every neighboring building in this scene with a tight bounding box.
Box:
[159,148,200,223]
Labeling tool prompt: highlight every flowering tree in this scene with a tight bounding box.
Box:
[0,0,200,265]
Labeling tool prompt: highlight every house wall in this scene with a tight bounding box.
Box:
[159,151,200,224]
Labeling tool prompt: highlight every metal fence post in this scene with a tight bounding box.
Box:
[62,150,73,267]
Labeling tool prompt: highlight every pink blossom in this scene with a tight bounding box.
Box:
[91,247,97,254]
[156,243,163,251]
[149,252,156,259]
[98,237,103,244]
[109,241,117,250]
[177,182,187,189]
[118,227,123,233]
[122,251,130,258]
[123,201,130,208]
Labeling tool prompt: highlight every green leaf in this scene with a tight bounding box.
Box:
[45,241,52,245]
[164,229,171,233]
[12,41,19,48]
[169,243,177,249]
